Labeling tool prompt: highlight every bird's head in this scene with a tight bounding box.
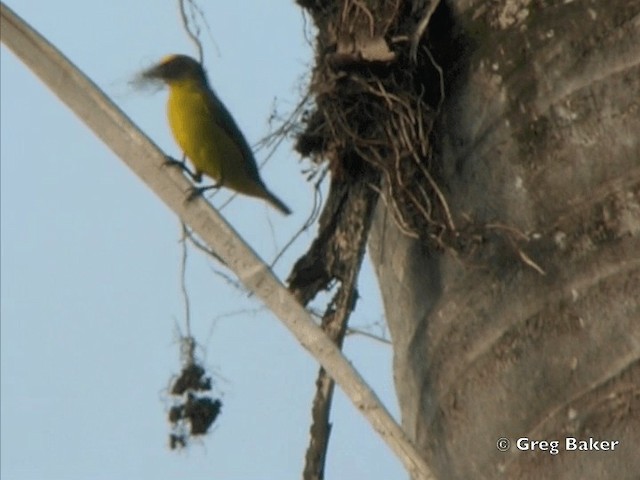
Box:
[141,54,207,86]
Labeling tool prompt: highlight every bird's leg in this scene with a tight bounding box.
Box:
[163,155,201,183]
[163,154,186,170]
[185,173,224,203]
[185,183,222,202]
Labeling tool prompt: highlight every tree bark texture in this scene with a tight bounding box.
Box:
[370,1,640,479]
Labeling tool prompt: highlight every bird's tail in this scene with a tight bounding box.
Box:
[238,180,292,215]
[262,189,292,216]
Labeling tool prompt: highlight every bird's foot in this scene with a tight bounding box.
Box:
[184,184,221,203]
[163,155,186,170]
[164,155,201,183]
[185,186,202,203]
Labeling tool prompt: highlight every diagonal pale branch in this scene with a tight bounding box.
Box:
[0,4,435,479]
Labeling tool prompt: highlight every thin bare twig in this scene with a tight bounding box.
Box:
[410,0,441,62]
[178,0,204,62]
[346,327,392,345]
[179,223,193,336]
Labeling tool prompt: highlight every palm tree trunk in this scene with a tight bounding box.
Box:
[370,1,640,478]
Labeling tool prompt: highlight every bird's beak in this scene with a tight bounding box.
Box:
[141,62,169,82]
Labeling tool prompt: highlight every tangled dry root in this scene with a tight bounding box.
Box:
[296,0,452,244]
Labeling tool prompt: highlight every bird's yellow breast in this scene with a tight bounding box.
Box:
[166,79,243,183]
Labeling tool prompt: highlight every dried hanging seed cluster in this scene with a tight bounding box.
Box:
[167,338,222,449]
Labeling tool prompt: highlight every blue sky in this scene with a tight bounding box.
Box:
[1,1,403,479]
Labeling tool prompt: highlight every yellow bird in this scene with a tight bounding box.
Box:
[142,54,292,215]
